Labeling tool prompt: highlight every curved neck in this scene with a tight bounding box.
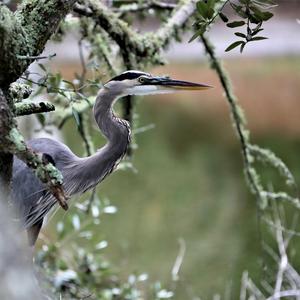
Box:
[93,88,131,150]
[72,88,130,194]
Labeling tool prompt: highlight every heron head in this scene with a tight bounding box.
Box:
[104,70,212,96]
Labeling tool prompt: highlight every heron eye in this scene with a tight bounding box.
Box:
[139,77,145,83]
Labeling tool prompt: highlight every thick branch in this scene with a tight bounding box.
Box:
[77,0,144,61]
[75,0,196,67]
[0,90,68,210]
[55,0,197,131]
[0,0,77,209]
[113,1,176,15]
[156,0,197,45]
[14,101,55,116]
[0,89,14,201]
[8,127,68,210]
[0,0,76,87]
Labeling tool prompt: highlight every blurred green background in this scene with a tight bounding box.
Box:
[36,57,300,299]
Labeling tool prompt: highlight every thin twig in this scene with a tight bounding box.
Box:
[171,238,186,282]
[266,290,300,300]
[273,217,288,297]
[76,37,97,212]
[113,0,176,16]
[201,34,262,199]
[16,53,56,61]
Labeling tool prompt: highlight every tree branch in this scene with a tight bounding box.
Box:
[0,0,77,210]
[156,0,197,44]
[113,1,176,15]
[0,91,68,210]
[14,101,55,116]
[0,89,14,201]
[54,0,196,132]
[0,0,76,87]
[8,127,68,210]
[200,34,264,204]
[75,0,196,68]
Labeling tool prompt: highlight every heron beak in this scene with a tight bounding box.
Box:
[147,76,212,91]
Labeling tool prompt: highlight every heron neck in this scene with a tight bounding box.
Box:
[93,88,130,148]
[76,88,130,192]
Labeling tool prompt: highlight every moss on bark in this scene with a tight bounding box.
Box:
[0,0,76,87]
[0,0,76,207]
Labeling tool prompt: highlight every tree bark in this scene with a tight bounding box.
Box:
[0,0,78,207]
[0,201,42,300]
[0,0,77,87]
[0,89,14,201]
[0,1,79,295]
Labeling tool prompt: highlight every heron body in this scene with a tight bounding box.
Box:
[11,70,210,245]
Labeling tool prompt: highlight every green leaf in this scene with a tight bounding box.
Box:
[261,11,273,21]
[62,79,75,88]
[234,32,246,38]
[232,3,248,18]
[57,90,67,98]
[227,21,245,28]
[231,3,242,11]
[249,6,273,22]
[38,63,47,72]
[72,107,80,126]
[36,114,45,127]
[225,41,244,52]
[219,12,228,23]
[252,28,264,36]
[250,36,268,41]
[240,42,246,53]
[196,1,208,18]
[188,27,205,43]
[196,0,215,19]
[207,7,215,19]
[252,0,276,9]
[189,33,199,43]
[207,0,215,8]
[249,14,261,24]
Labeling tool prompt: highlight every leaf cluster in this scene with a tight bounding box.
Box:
[21,64,101,130]
[190,0,276,53]
[36,196,175,300]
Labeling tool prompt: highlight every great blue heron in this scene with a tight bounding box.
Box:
[12,70,211,245]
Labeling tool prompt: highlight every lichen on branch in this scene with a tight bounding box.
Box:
[0,0,77,87]
[8,127,68,210]
[75,0,197,69]
[0,0,79,208]
[9,82,32,102]
[0,100,67,210]
[14,101,55,116]
[201,34,300,211]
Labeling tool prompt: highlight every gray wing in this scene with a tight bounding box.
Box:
[12,157,47,227]
[11,137,77,229]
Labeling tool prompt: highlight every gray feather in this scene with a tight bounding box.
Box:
[11,87,131,240]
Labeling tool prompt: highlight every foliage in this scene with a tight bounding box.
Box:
[0,0,300,299]
[36,197,177,299]
[190,0,276,53]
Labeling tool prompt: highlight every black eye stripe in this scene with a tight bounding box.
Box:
[110,72,148,81]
